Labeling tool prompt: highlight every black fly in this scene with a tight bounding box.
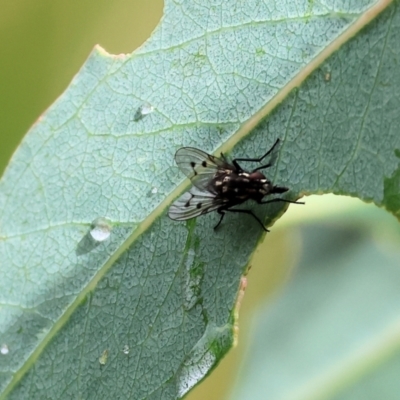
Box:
[168,139,304,231]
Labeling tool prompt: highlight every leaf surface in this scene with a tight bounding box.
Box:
[0,1,399,399]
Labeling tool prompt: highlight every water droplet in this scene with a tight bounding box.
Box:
[146,186,159,197]
[134,102,154,121]
[1,344,9,355]
[90,217,112,242]
[324,72,331,82]
[99,349,109,365]
[322,65,332,82]
[76,217,114,255]
[122,345,130,355]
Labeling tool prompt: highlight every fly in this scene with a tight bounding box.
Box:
[168,139,304,231]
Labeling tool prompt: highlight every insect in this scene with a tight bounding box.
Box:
[168,139,304,231]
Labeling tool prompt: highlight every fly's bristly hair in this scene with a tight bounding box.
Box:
[168,139,304,231]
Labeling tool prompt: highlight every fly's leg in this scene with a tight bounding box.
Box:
[220,152,228,162]
[252,162,272,172]
[214,209,226,230]
[215,198,303,231]
[231,138,280,171]
[259,198,305,205]
[217,208,269,232]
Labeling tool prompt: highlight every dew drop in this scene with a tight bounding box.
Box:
[122,345,130,355]
[1,344,9,355]
[322,65,332,82]
[90,217,112,242]
[146,186,159,197]
[134,102,154,121]
[76,217,112,255]
[99,349,109,365]
[324,72,331,82]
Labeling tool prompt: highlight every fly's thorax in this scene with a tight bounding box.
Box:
[209,172,237,195]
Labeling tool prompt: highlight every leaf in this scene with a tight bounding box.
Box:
[232,222,400,400]
[0,1,399,399]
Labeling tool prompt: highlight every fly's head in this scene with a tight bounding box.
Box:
[248,171,272,197]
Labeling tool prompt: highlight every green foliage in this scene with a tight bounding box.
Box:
[0,1,399,399]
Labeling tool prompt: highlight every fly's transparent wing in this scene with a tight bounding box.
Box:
[168,187,228,221]
[174,147,233,191]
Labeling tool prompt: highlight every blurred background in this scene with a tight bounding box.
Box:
[1,1,399,399]
[0,0,163,175]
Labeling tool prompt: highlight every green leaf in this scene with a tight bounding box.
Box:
[232,221,400,400]
[0,1,399,399]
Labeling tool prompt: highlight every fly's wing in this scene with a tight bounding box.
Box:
[174,147,234,191]
[168,187,228,221]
